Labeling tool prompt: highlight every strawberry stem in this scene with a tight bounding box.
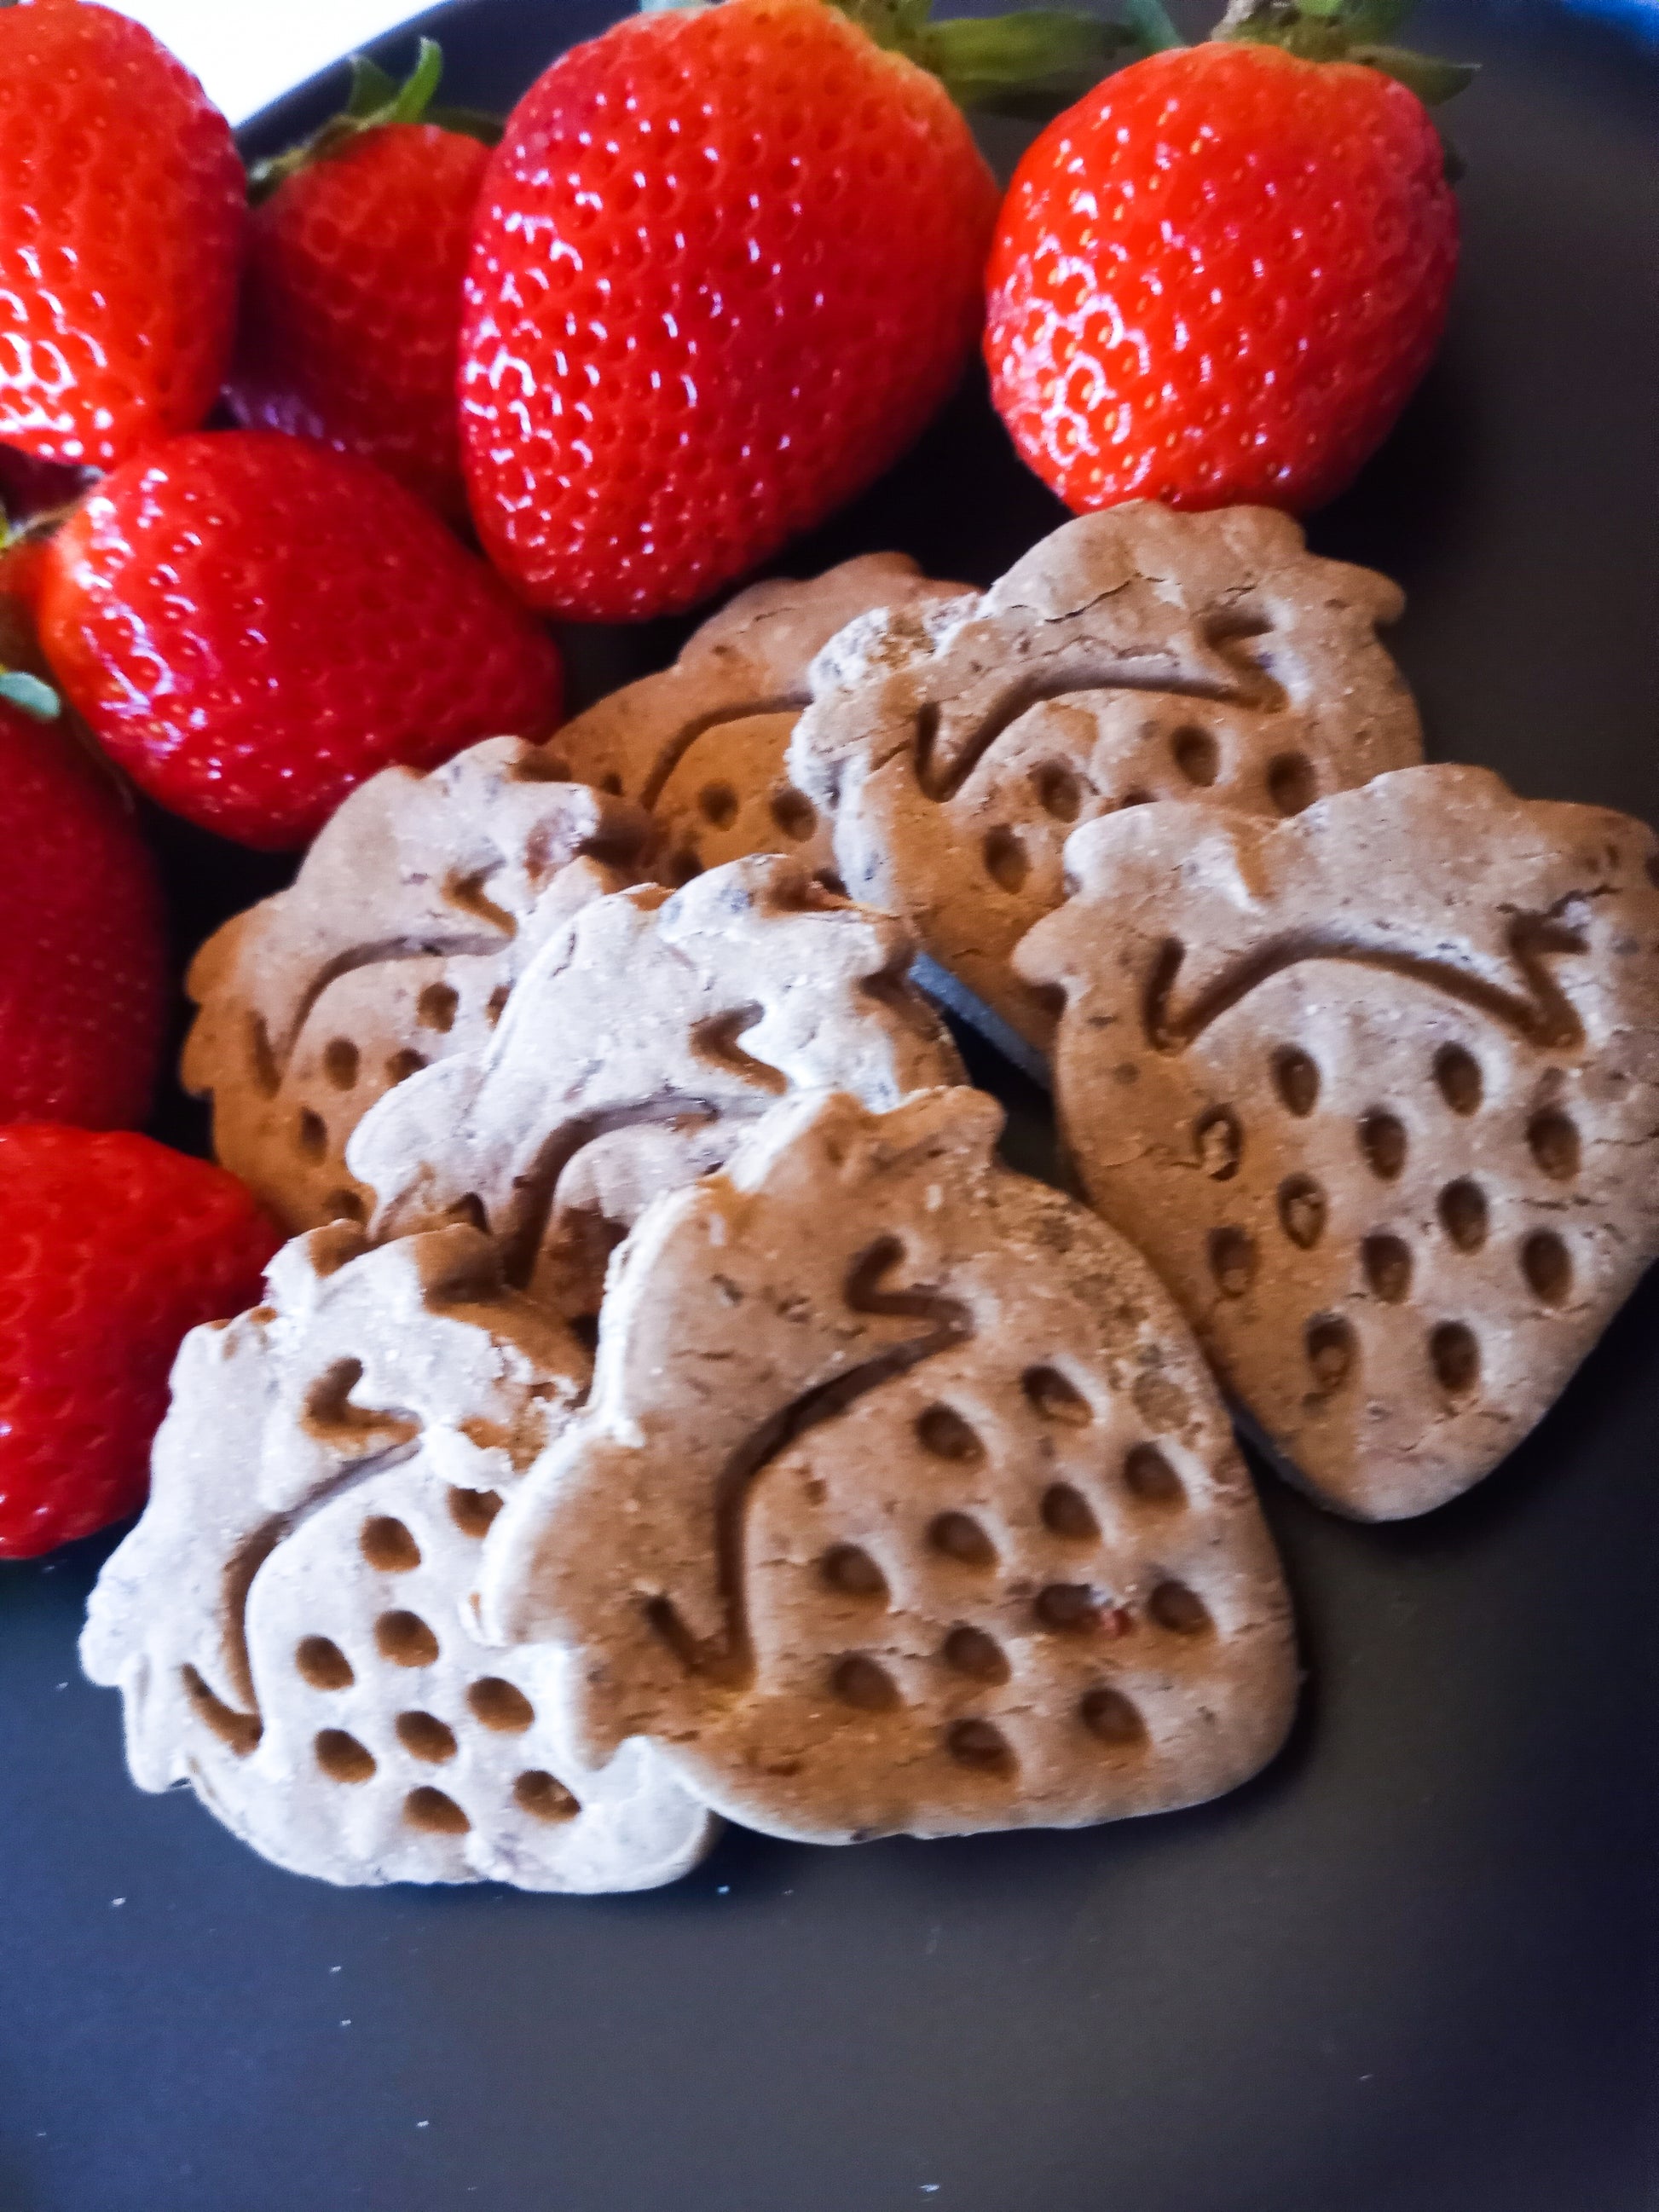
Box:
[833,0,1176,111]
[247,38,502,203]
[1213,0,1476,104]
[641,0,1171,112]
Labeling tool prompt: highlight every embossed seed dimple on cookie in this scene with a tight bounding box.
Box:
[789,502,1421,1052]
[551,553,970,890]
[477,1089,1297,1845]
[79,1226,716,1891]
[345,855,963,1330]
[1016,764,1659,1520]
[182,740,654,1234]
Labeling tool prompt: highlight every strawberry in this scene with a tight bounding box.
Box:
[228,43,497,517]
[33,430,564,851]
[985,2,1471,517]
[458,0,1006,621]
[0,1126,280,1558]
[0,695,166,1129]
[0,0,244,472]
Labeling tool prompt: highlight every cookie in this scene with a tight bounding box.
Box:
[1016,764,1659,1520]
[347,856,964,1327]
[182,739,653,1233]
[477,1089,1297,1845]
[789,502,1421,1050]
[552,553,969,889]
[80,1225,716,1891]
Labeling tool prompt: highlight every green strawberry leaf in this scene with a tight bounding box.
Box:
[427,106,507,147]
[1212,0,1475,112]
[636,0,1190,101]
[344,55,401,116]
[827,0,1181,110]
[0,670,61,721]
[247,38,502,202]
[917,10,1143,113]
[1350,42,1478,103]
[1122,0,1188,53]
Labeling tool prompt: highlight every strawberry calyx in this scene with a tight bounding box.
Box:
[1212,0,1477,107]
[833,0,1167,113]
[246,38,502,204]
[642,0,1182,114]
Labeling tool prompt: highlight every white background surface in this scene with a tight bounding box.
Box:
[116,2,419,122]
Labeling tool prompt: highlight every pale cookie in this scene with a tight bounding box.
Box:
[1016,764,1659,1521]
[477,1089,1297,1846]
[552,553,970,889]
[347,856,963,1327]
[789,503,1421,1051]
[183,740,653,1233]
[80,1226,715,1891]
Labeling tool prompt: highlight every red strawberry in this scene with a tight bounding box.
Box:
[0,1126,280,1558]
[459,0,1003,621]
[228,43,496,517]
[33,430,564,851]
[0,0,244,472]
[0,697,166,1129]
[986,14,1468,517]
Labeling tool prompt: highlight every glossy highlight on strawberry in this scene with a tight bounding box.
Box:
[0,1126,280,1558]
[460,0,1000,621]
[0,0,245,471]
[986,40,1460,516]
[35,431,564,851]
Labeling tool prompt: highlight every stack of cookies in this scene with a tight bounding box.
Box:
[83,505,1659,1891]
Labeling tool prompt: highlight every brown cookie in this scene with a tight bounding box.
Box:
[789,503,1421,1050]
[478,1089,1297,1845]
[80,1226,717,1891]
[182,740,652,1233]
[552,553,969,888]
[347,856,964,1326]
[1016,764,1659,1520]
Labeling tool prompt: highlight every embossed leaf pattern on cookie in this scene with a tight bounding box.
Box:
[346,856,963,1329]
[477,1091,1297,1845]
[183,740,653,1234]
[789,503,1421,1049]
[1017,765,1659,1520]
[79,1227,716,1891]
[551,553,969,891]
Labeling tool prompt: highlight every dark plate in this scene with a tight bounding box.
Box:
[3,4,1656,2208]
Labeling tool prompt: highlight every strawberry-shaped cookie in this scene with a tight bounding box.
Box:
[791,504,1419,1052]
[986,2,1471,516]
[82,1226,714,1890]
[553,554,968,891]
[0,0,244,470]
[35,433,564,849]
[183,744,651,1232]
[481,1090,1296,1845]
[348,858,962,1325]
[230,44,496,516]
[1017,766,1659,1519]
